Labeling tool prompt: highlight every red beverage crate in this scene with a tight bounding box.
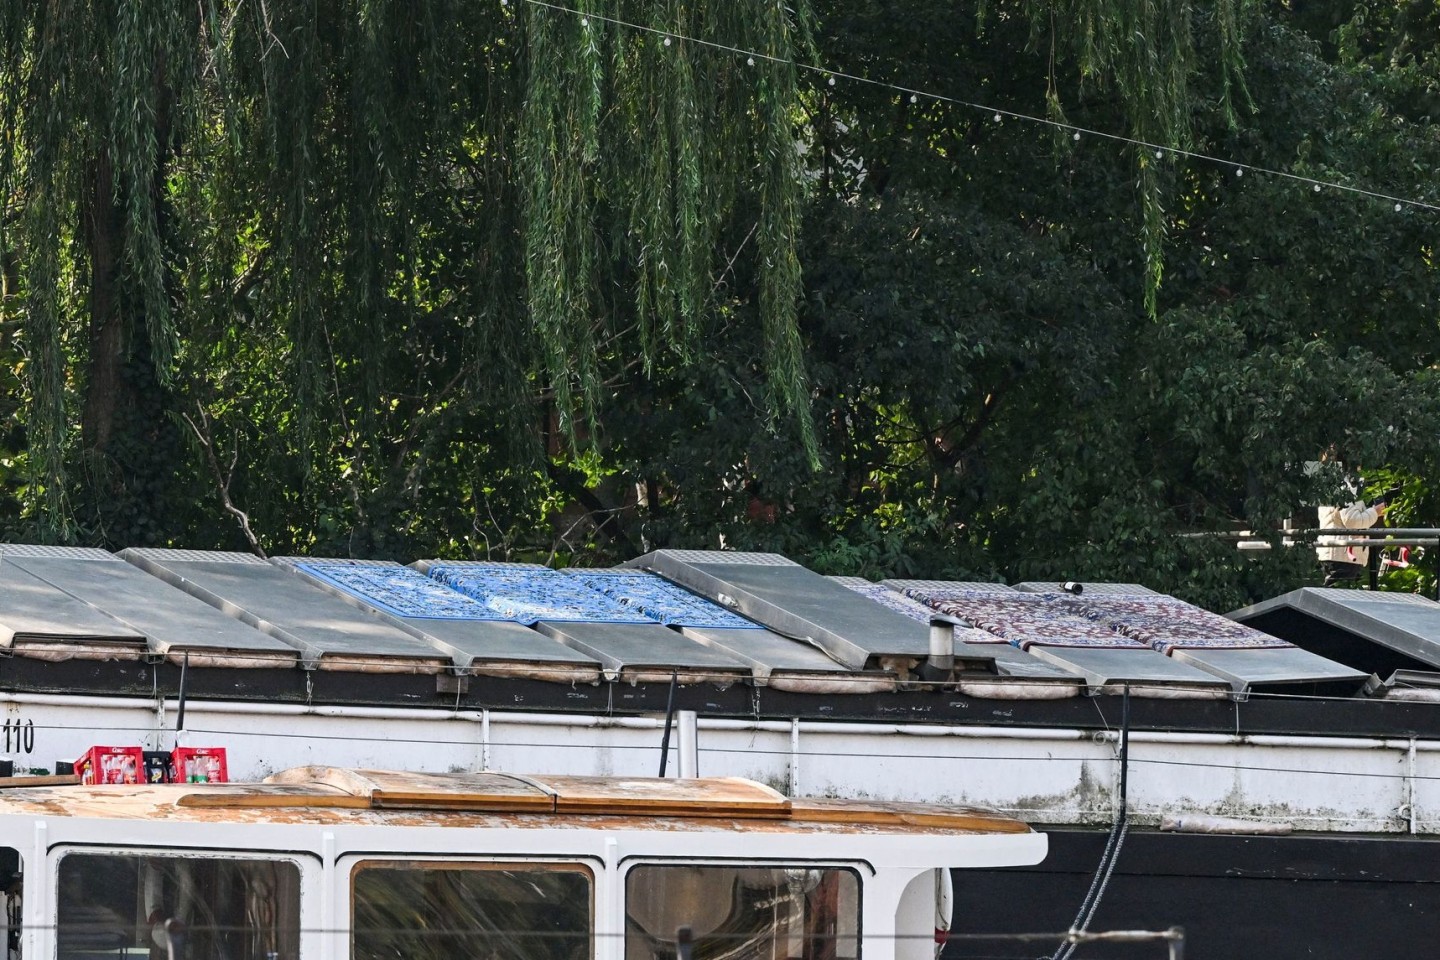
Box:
[170,747,228,783]
[75,746,144,785]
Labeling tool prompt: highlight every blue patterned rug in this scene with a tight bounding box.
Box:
[426,564,659,625]
[563,570,762,629]
[293,561,502,620]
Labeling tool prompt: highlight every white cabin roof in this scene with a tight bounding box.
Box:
[0,766,1032,837]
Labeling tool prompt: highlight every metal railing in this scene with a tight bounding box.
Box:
[1201,527,1440,595]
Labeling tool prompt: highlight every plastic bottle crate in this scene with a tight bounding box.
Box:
[75,746,144,785]
[169,747,228,783]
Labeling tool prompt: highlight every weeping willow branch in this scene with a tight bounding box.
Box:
[2,2,1218,538]
[1026,0,1253,313]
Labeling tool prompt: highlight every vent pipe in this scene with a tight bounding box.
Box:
[922,614,961,680]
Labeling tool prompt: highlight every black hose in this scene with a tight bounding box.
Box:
[176,652,190,733]
[657,671,678,777]
[1051,686,1131,960]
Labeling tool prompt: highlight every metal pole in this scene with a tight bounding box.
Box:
[1408,738,1418,835]
[1167,926,1185,960]
[677,711,699,778]
[1119,685,1130,804]
[164,919,186,960]
[1317,527,1440,537]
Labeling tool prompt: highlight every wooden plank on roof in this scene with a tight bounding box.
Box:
[259,767,790,817]
[0,774,81,788]
[790,797,1032,834]
[542,774,791,818]
[177,783,371,809]
[264,767,557,812]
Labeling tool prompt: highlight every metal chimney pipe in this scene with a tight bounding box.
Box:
[677,710,699,778]
[928,619,955,675]
[916,614,964,681]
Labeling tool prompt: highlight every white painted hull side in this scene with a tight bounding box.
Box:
[2,693,1433,833]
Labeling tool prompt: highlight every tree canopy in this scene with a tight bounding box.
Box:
[1,0,1436,608]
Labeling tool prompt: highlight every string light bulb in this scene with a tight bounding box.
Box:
[746,56,754,66]
[1154,150,1163,159]
[1395,203,1403,212]
[828,76,836,86]
[909,94,917,104]
[663,35,671,46]
[1313,184,1321,192]
[993,113,1002,122]
[1235,168,1243,177]
[1072,132,1081,141]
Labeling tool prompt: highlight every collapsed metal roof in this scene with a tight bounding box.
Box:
[412,560,752,684]
[883,578,1231,693]
[1047,589,1366,692]
[275,558,604,683]
[1232,588,1440,682]
[121,549,451,672]
[0,543,1384,703]
[830,576,1083,688]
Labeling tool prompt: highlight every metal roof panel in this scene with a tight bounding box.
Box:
[120,549,451,671]
[626,551,999,674]
[8,553,295,661]
[0,552,145,647]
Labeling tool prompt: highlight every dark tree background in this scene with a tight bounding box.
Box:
[1,0,1436,609]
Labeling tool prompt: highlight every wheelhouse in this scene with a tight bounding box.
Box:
[0,768,1046,960]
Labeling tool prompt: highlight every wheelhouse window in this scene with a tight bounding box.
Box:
[350,861,592,960]
[55,853,300,960]
[625,866,860,960]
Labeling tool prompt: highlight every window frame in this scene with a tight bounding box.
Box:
[344,856,600,960]
[50,845,312,960]
[619,859,865,960]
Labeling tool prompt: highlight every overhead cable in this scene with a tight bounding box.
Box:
[517,0,1440,215]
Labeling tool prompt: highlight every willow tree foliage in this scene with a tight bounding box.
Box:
[0,0,815,546]
[5,0,1433,608]
[606,1,1440,608]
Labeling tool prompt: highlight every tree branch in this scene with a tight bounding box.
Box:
[182,405,267,557]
